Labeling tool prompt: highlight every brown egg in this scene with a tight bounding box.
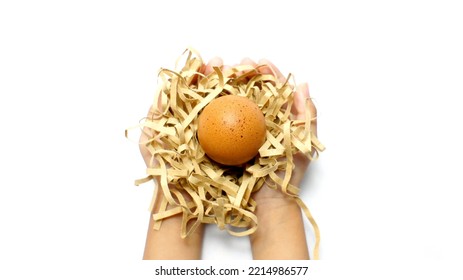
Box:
[198,95,267,166]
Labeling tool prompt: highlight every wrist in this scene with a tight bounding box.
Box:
[250,186,309,259]
[252,185,303,225]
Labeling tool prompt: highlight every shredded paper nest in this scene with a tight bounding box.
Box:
[127,49,325,259]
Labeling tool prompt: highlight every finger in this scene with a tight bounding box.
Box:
[222,64,232,71]
[222,64,232,77]
[292,83,309,120]
[139,94,162,165]
[257,59,286,83]
[292,83,318,136]
[241,57,257,67]
[141,97,160,142]
[232,57,258,78]
[203,57,223,75]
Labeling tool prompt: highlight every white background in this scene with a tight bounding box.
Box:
[1,0,463,279]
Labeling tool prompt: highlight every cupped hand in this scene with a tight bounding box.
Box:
[141,57,224,260]
[232,58,318,202]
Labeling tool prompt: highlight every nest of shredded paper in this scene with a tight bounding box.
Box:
[129,49,324,256]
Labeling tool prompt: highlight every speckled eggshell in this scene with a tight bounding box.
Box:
[197,95,267,166]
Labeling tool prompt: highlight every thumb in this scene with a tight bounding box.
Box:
[292,83,310,120]
[293,83,317,136]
